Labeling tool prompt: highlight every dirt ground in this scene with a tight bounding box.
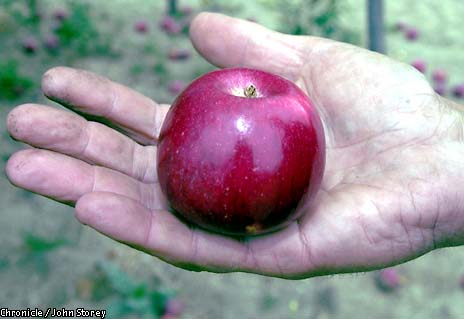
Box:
[2,1,464,318]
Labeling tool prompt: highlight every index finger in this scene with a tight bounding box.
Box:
[42,66,169,145]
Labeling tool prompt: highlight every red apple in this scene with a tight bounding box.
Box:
[44,34,60,51]
[157,68,325,235]
[411,59,426,73]
[459,274,464,290]
[431,68,447,84]
[452,84,464,98]
[405,27,419,41]
[374,268,402,292]
[433,83,446,96]
[167,80,185,95]
[159,16,182,34]
[134,20,149,33]
[164,298,185,316]
[167,48,191,61]
[52,8,69,21]
[22,36,39,54]
[180,6,193,15]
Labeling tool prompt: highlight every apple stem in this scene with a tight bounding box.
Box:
[244,84,258,98]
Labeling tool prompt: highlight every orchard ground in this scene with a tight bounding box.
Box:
[1,0,464,318]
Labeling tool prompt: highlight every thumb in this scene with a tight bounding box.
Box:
[189,12,320,80]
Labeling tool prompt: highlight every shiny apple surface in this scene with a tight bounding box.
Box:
[157,68,325,236]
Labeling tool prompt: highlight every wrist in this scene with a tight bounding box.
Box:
[431,96,464,248]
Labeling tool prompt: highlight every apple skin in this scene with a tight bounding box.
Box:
[411,59,426,73]
[431,69,447,84]
[157,68,325,236]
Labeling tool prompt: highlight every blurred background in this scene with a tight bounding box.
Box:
[1,0,464,318]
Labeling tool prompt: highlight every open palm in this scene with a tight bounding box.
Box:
[6,13,464,279]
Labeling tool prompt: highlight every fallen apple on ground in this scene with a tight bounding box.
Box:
[157,68,325,236]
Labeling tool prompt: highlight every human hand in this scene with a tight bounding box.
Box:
[6,12,464,279]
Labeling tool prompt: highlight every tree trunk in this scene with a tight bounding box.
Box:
[367,0,386,54]
[168,0,177,16]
